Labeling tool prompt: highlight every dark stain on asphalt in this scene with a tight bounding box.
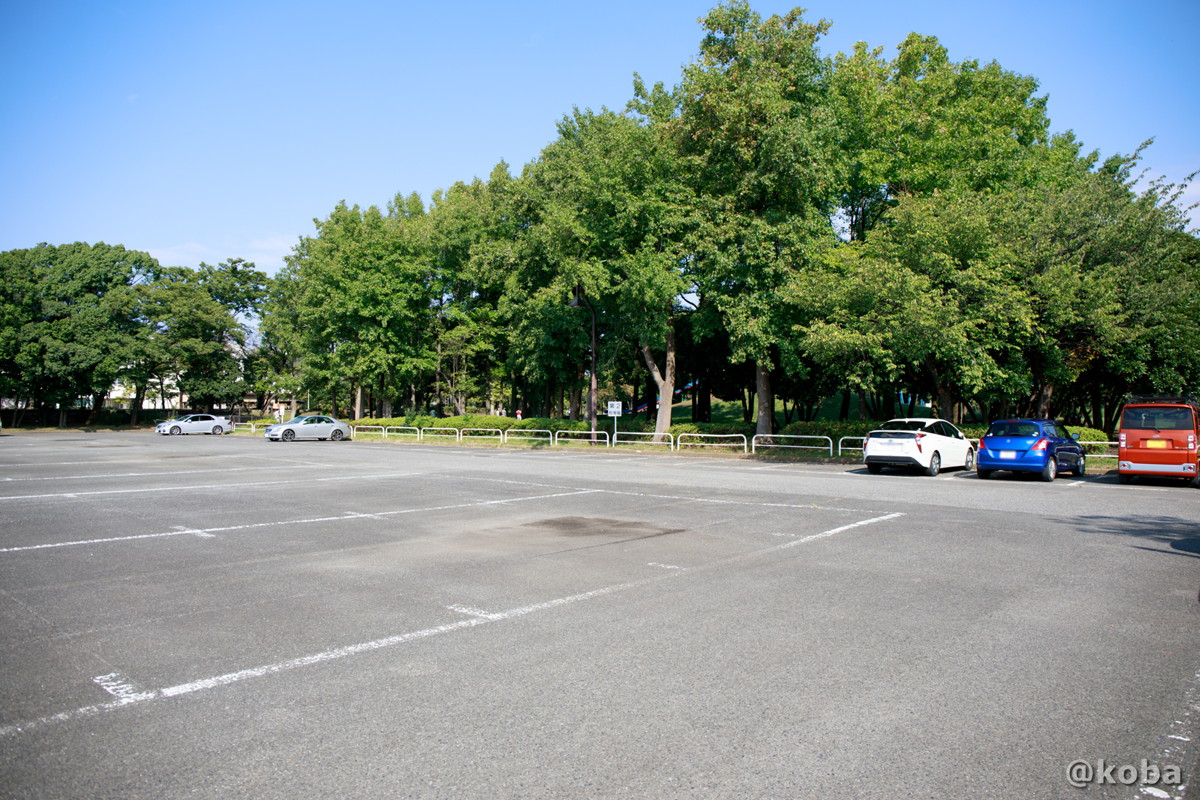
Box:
[525,516,686,540]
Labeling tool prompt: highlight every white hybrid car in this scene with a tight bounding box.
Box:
[863,418,975,476]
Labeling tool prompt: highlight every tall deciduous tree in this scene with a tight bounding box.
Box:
[520,105,692,437]
[3,243,155,425]
[675,1,844,435]
[280,198,436,417]
[832,33,1052,241]
[137,265,250,412]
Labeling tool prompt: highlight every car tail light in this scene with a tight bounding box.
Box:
[978,439,987,451]
[1031,438,1048,451]
[1189,434,1197,450]
[914,432,925,453]
[1119,432,1126,447]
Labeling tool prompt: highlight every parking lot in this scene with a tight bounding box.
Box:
[1,430,1199,799]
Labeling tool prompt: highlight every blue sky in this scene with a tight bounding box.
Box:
[2,1,1196,275]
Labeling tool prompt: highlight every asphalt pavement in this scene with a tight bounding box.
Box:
[1,430,1198,799]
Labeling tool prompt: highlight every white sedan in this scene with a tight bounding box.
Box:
[863,417,975,476]
[155,414,231,435]
[264,415,352,442]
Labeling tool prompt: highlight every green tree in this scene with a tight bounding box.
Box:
[519,106,693,436]
[675,1,844,435]
[137,264,251,412]
[831,33,1052,241]
[279,197,436,418]
[4,243,155,426]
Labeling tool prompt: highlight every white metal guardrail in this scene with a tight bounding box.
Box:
[233,422,258,434]
[502,428,553,445]
[421,427,462,441]
[553,430,611,447]
[352,425,385,438]
[337,424,1093,462]
[460,428,504,443]
[751,434,834,456]
[1072,440,1118,458]
[675,433,748,453]
[613,431,674,448]
[838,436,865,456]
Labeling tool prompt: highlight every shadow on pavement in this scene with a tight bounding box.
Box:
[1058,514,1200,561]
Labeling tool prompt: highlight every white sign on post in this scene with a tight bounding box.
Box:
[607,401,622,443]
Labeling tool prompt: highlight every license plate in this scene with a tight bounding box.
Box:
[1146,439,1169,449]
[999,451,1016,459]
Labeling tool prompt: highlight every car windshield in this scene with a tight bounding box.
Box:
[880,420,927,431]
[1121,407,1192,431]
[986,422,1040,438]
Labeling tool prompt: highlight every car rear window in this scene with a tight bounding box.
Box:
[987,422,1039,437]
[1121,407,1194,431]
[881,420,926,431]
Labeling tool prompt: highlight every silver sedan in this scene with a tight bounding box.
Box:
[264,415,352,442]
[155,414,231,435]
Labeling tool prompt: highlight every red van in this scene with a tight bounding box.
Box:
[1117,396,1200,486]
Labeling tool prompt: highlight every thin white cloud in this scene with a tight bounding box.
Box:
[149,234,297,275]
[148,242,214,268]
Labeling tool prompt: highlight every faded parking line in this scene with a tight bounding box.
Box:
[0,470,425,501]
[0,490,601,553]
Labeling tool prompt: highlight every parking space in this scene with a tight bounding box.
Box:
[1,431,1199,798]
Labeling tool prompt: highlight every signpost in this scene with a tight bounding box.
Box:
[607,401,622,441]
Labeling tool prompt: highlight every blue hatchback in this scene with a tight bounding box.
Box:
[976,419,1086,481]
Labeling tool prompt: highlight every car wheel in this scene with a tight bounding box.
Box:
[169,426,181,435]
[925,452,941,477]
[977,469,992,480]
[866,463,883,474]
[1074,455,1086,477]
[282,429,295,442]
[1188,468,1200,488]
[211,426,223,435]
[331,430,344,441]
[963,448,975,472]
[1041,457,1057,482]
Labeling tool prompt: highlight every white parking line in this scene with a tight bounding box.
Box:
[0,512,903,738]
[173,525,215,539]
[0,471,425,501]
[0,490,602,553]
[0,464,321,483]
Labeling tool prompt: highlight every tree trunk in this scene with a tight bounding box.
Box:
[694,381,711,423]
[569,384,581,421]
[755,362,773,436]
[86,392,106,426]
[130,384,146,425]
[640,323,677,443]
[1035,383,1054,419]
